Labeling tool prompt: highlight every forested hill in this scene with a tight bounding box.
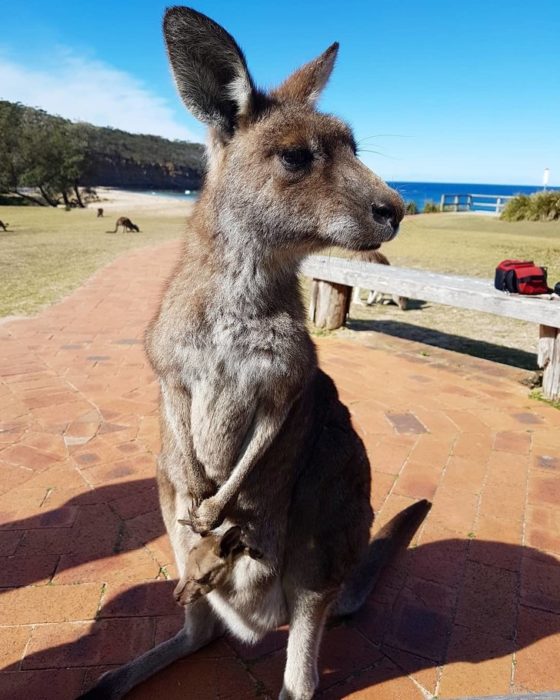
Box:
[0,101,205,199]
[80,122,205,190]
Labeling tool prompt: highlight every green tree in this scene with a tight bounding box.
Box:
[0,101,46,205]
[15,108,89,207]
[1,99,204,206]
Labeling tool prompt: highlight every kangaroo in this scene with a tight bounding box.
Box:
[97,208,104,218]
[108,216,140,233]
[352,249,409,309]
[80,8,427,700]
[0,220,8,231]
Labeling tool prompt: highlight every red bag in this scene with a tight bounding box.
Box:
[494,260,551,295]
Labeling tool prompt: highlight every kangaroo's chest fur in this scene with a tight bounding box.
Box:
[146,244,315,491]
[146,249,317,637]
[184,316,310,483]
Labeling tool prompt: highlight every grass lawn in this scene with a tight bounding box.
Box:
[331,213,560,281]
[386,213,560,280]
[1,206,559,319]
[319,214,560,368]
[0,205,186,317]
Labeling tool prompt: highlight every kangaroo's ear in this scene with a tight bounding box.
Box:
[219,526,243,558]
[272,43,339,106]
[163,6,256,135]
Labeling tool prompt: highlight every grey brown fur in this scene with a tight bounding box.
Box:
[80,7,427,700]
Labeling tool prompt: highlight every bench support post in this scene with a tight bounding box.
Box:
[538,325,560,401]
[308,279,351,330]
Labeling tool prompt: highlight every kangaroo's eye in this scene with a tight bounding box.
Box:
[280,148,313,171]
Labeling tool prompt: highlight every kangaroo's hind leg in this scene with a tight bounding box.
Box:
[280,589,334,700]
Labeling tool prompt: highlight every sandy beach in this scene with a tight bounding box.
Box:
[95,187,196,218]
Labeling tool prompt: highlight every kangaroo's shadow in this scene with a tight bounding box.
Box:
[4,537,559,699]
[0,478,162,589]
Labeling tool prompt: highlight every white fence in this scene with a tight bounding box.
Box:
[440,193,514,214]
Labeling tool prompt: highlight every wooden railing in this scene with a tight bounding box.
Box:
[440,193,514,213]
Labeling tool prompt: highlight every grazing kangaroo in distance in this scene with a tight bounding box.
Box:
[0,220,8,231]
[352,249,409,309]
[96,208,104,218]
[80,7,429,700]
[108,216,140,233]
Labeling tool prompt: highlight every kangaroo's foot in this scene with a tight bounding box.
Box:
[280,590,332,700]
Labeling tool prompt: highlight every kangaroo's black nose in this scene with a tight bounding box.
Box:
[371,200,402,232]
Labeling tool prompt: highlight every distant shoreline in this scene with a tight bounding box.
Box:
[4,182,556,214]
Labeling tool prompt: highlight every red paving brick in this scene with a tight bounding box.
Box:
[1,240,559,698]
[438,624,514,698]
[0,669,86,700]
[23,618,156,669]
[514,605,560,693]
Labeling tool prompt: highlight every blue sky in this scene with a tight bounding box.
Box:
[1,0,558,185]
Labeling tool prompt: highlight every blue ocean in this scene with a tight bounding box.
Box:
[139,182,556,213]
[387,181,557,212]
[136,181,560,213]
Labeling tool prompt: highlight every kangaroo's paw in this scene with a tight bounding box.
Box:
[184,496,223,535]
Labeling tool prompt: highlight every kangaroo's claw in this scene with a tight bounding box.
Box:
[180,497,223,535]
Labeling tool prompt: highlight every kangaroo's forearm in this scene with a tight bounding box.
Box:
[185,401,295,533]
[161,383,214,501]
[213,407,286,508]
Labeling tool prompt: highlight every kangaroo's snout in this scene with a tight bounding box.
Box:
[371,180,406,239]
[371,198,402,234]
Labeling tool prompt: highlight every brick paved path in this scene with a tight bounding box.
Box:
[1,241,559,699]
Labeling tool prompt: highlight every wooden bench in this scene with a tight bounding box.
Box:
[302,255,560,401]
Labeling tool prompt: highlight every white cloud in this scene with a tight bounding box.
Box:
[0,47,200,142]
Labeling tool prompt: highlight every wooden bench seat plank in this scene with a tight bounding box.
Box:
[301,256,560,327]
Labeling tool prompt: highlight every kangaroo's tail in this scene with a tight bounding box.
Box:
[334,499,431,617]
